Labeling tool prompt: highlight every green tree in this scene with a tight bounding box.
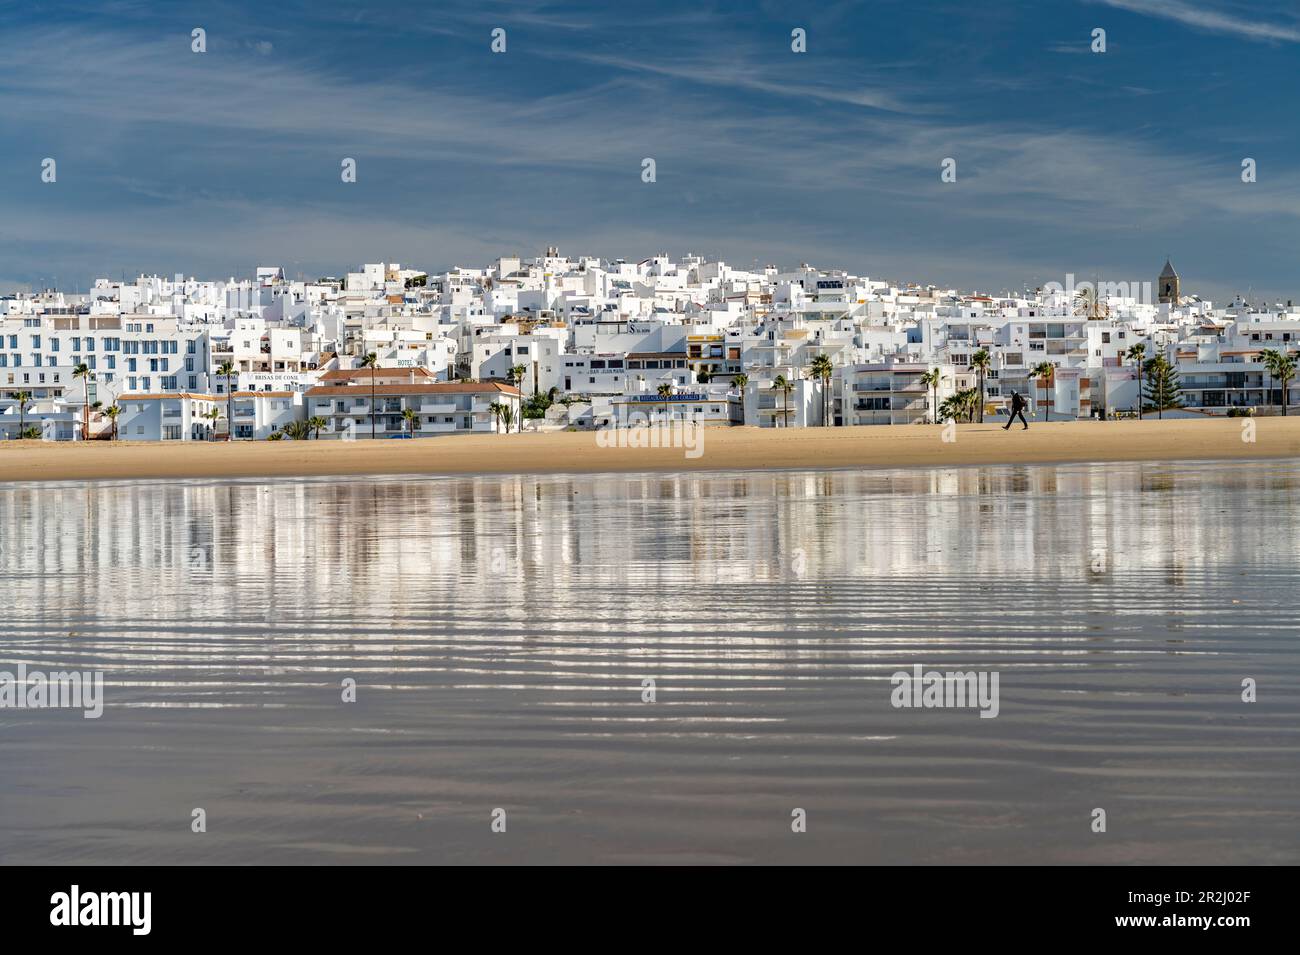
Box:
[282,420,313,440]
[733,373,749,426]
[360,352,378,438]
[1143,355,1184,418]
[920,368,943,424]
[969,349,991,423]
[402,408,418,435]
[488,400,505,433]
[772,374,794,428]
[1029,361,1055,420]
[217,360,236,439]
[1125,344,1146,419]
[1260,348,1297,416]
[104,404,121,440]
[14,391,32,438]
[809,354,833,426]
[73,362,94,441]
[308,415,327,439]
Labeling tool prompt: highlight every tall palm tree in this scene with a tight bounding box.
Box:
[1260,348,1296,416]
[1074,286,1110,320]
[920,368,943,423]
[733,373,749,426]
[1125,344,1146,419]
[308,415,327,439]
[772,374,794,428]
[488,400,505,433]
[104,404,121,440]
[14,390,31,438]
[402,408,418,435]
[969,349,991,423]
[809,354,833,426]
[500,405,515,433]
[203,407,220,440]
[73,362,93,440]
[360,352,378,438]
[509,365,527,431]
[1259,348,1278,412]
[217,360,236,439]
[1029,361,1054,421]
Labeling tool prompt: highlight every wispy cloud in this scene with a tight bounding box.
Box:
[1092,0,1300,43]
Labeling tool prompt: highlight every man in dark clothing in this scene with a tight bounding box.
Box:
[1003,391,1029,430]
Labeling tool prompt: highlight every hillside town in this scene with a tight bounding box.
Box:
[2,250,1298,441]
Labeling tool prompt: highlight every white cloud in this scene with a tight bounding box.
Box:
[1092,0,1300,43]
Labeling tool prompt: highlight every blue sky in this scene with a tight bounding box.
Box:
[2,0,1300,302]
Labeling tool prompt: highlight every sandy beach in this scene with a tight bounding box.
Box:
[2,417,1298,483]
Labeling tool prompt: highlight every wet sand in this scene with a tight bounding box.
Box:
[1,416,1297,483]
[2,462,1298,864]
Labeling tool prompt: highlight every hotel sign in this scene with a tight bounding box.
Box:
[631,393,708,402]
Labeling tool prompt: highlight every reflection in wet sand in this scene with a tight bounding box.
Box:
[1,461,1298,864]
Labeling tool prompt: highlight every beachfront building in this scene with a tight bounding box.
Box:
[559,354,628,395]
[116,393,221,441]
[610,383,742,428]
[230,391,305,440]
[304,380,521,438]
[838,362,955,426]
[745,373,822,428]
[624,350,692,392]
[0,397,85,441]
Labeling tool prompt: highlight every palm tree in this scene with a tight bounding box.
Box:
[809,354,833,426]
[500,405,515,433]
[488,400,505,434]
[1260,348,1297,416]
[282,420,313,440]
[1074,286,1110,320]
[1125,344,1146,419]
[402,408,418,435]
[969,349,991,423]
[656,382,673,398]
[104,404,121,440]
[360,352,379,438]
[14,391,31,438]
[203,407,221,440]
[920,368,943,423]
[959,387,981,422]
[1029,361,1055,421]
[217,360,236,439]
[772,374,794,428]
[509,365,527,430]
[308,415,327,439]
[73,362,93,441]
[733,373,749,426]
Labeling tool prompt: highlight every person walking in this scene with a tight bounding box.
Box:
[1003,391,1029,430]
